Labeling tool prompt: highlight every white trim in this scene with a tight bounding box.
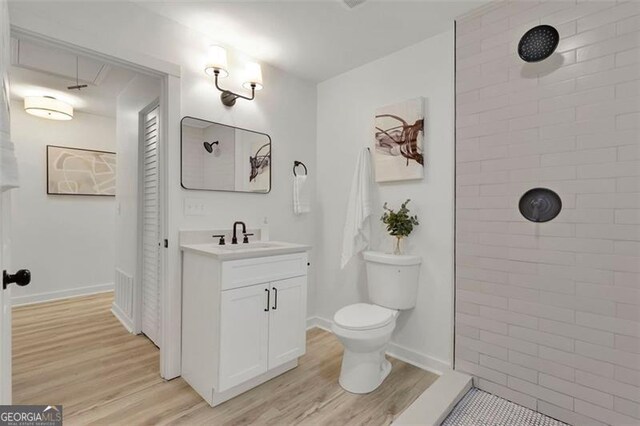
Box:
[387,342,450,376]
[9,26,180,77]
[306,316,332,331]
[111,302,134,333]
[306,316,450,376]
[11,283,114,307]
[9,24,180,381]
[160,75,181,380]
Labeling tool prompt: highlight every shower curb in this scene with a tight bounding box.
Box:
[393,370,472,426]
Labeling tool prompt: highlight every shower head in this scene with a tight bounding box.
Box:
[203,141,219,154]
[519,188,562,223]
[518,25,559,63]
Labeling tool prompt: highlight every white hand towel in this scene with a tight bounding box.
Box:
[341,148,373,269]
[293,175,311,215]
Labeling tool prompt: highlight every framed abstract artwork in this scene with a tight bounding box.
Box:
[46,145,116,196]
[373,97,425,183]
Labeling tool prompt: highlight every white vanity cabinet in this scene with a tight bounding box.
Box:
[266,276,307,369]
[181,247,308,407]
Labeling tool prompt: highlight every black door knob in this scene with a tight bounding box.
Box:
[3,269,31,290]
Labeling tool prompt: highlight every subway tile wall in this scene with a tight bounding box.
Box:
[455,1,640,425]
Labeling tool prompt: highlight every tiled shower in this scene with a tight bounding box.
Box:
[455,1,640,425]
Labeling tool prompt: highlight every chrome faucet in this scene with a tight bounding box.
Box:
[232,221,246,244]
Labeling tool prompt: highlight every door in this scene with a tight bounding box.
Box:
[219,284,269,392]
[0,192,11,403]
[0,0,12,403]
[268,276,307,369]
[0,195,29,403]
[141,105,161,347]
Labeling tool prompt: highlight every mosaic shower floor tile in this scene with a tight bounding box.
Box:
[441,388,569,426]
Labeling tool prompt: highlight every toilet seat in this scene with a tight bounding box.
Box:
[334,303,397,331]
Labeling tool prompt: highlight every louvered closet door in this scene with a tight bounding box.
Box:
[142,106,161,347]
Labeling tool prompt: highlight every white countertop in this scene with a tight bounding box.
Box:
[180,241,310,260]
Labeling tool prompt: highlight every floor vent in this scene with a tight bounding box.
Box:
[114,268,133,318]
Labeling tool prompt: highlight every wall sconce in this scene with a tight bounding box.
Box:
[205,45,263,107]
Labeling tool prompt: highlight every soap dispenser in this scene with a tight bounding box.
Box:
[260,217,269,241]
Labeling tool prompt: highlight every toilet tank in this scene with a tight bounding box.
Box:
[363,251,421,310]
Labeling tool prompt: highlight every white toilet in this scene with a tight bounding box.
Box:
[332,251,421,394]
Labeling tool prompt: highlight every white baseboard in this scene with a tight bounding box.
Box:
[11,283,114,306]
[387,342,450,376]
[111,302,134,333]
[306,315,450,376]
[306,315,332,331]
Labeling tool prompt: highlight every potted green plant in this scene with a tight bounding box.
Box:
[381,199,419,255]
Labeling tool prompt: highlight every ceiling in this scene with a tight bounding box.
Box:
[134,0,487,82]
[9,37,139,117]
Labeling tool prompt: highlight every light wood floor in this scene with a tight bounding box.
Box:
[13,292,438,425]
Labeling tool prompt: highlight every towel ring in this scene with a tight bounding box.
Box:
[293,161,308,176]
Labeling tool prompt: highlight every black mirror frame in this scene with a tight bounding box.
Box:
[180,116,272,194]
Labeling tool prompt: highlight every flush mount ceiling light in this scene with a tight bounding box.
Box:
[204,45,263,107]
[24,96,73,120]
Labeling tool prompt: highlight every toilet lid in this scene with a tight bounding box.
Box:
[333,303,397,331]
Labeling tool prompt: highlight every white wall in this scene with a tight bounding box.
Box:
[113,74,160,327]
[9,1,453,378]
[9,1,318,378]
[9,99,116,304]
[316,28,455,372]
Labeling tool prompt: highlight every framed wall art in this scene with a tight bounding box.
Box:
[47,145,116,196]
[373,97,425,183]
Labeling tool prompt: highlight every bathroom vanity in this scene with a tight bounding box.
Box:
[180,240,310,406]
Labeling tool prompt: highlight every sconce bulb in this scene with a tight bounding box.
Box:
[205,45,229,78]
[242,62,263,91]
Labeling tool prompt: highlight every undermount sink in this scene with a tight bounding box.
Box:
[217,242,282,251]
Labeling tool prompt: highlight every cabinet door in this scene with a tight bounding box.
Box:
[219,284,270,392]
[268,276,307,369]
